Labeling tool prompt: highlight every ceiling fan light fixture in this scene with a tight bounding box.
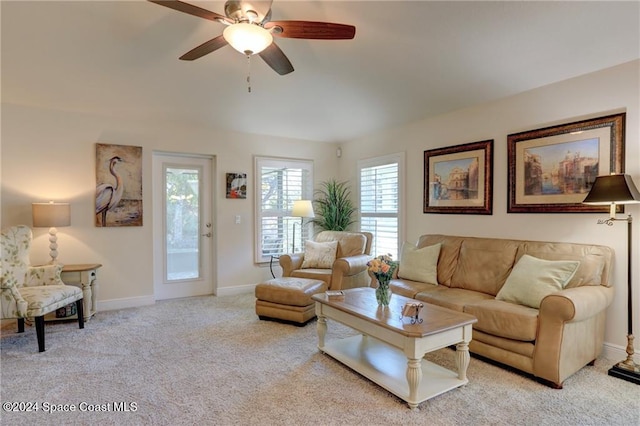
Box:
[223,23,273,55]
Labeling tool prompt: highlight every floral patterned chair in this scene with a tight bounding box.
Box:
[1,225,84,352]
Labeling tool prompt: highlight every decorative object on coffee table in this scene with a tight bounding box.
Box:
[367,254,397,307]
[583,173,640,385]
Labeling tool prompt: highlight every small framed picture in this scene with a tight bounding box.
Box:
[424,139,494,215]
[226,173,247,199]
[507,113,625,213]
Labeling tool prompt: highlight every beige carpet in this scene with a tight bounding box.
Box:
[1,293,639,426]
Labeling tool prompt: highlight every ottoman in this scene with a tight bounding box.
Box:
[255,277,328,325]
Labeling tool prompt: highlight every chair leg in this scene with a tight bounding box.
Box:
[17,318,25,333]
[76,299,84,329]
[35,316,45,352]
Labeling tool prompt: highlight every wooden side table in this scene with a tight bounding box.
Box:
[61,263,102,321]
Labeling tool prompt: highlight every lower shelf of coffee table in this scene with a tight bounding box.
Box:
[321,334,466,406]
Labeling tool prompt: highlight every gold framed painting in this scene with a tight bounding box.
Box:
[424,139,494,215]
[507,113,625,213]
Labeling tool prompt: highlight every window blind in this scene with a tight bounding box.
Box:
[359,156,402,259]
[255,157,313,262]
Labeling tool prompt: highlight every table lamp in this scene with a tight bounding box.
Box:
[291,200,315,253]
[583,173,640,384]
[32,201,71,264]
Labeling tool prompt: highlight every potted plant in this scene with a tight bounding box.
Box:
[312,179,357,231]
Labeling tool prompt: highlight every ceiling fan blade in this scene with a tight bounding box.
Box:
[179,35,228,61]
[259,43,294,75]
[148,0,229,23]
[264,21,356,40]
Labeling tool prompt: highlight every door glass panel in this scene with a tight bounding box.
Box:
[165,166,201,281]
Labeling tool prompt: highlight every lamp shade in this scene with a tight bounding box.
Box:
[32,202,71,227]
[223,23,273,55]
[292,200,315,218]
[583,174,640,205]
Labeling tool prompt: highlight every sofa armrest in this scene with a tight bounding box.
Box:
[534,285,614,385]
[331,254,373,290]
[539,285,613,322]
[279,254,304,277]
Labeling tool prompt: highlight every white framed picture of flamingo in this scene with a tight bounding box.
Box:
[95,143,143,227]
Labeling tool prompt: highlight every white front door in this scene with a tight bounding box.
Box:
[152,153,215,300]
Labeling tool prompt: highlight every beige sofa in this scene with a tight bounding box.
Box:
[385,234,613,388]
[279,231,373,290]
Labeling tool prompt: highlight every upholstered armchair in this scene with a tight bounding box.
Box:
[279,231,373,290]
[1,225,84,352]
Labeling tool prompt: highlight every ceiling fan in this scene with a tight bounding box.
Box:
[148,0,356,75]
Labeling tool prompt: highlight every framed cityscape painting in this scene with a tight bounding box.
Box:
[424,139,494,215]
[507,113,625,213]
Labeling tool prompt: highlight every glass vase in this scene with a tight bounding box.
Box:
[375,280,392,307]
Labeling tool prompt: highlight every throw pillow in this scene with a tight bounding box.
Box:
[397,242,441,285]
[301,240,339,269]
[496,254,580,309]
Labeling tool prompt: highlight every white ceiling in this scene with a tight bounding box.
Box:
[2,1,639,143]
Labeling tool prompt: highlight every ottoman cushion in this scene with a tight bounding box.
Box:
[255,277,328,307]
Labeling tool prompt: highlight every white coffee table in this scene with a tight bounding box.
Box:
[312,287,477,410]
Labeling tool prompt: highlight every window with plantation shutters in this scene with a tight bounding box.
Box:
[358,153,404,259]
[255,157,313,263]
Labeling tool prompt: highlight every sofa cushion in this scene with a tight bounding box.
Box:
[415,288,493,312]
[397,242,440,285]
[389,278,445,299]
[464,299,539,342]
[301,240,338,269]
[516,242,610,288]
[315,231,366,258]
[450,238,520,295]
[496,254,580,309]
[417,235,464,286]
[291,268,332,285]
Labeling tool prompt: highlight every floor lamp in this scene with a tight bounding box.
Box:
[291,200,315,253]
[583,173,640,385]
[32,201,71,264]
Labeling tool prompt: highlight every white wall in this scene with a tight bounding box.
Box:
[2,60,638,359]
[339,60,640,358]
[1,104,339,305]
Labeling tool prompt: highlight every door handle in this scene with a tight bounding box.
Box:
[202,232,212,238]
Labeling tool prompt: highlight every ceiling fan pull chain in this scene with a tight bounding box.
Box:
[246,54,252,93]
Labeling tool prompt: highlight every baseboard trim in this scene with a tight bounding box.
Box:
[97,285,256,311]
[215,284,255,297]
[99,295,156,312]
[602,342,639,364]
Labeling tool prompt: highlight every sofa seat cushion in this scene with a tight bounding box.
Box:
[20,285,83,317]
[472,329,535,358]
[464,299,538,342]
[389,279,445,299]
[415,288,493,312]
[291,269,332,285]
